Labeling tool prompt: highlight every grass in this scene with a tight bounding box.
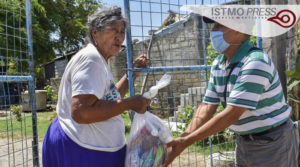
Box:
[0,110,133,142]
[172,130,236,156]
[187,141,236,156]
[0,110,235,157]
[0,111,57,141]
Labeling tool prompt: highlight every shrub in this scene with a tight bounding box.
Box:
[52,94,58,104]
[44,85,53,102]
[10,105,22,122]
[286,55,300,103]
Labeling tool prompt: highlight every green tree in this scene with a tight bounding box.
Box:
[298,22,300,58]
[0,0,101,69]
[0,0,101,88]
[42,0,100,54]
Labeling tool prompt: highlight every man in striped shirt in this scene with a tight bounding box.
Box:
[163,18,299,167]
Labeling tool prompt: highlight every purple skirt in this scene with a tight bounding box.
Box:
[42,118,126,167]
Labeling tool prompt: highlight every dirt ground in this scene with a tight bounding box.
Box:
[170,150,207,167]
[0,139,234,167]
[0,138,43,167]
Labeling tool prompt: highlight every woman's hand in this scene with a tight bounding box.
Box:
[128,95,150,114]
[133,54,151,68]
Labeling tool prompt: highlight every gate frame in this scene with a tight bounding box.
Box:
[123,0,262,166]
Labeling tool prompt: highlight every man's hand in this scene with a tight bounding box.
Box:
[163,137,189,167]
[162,104,246,166]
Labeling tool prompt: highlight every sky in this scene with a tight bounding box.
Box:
[101,0,124,9]
[50,0,235,54]
[100,0,234,42]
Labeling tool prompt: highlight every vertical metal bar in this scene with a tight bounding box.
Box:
[9,1,16,160]
[3,85,10,167]
[7,75,15,167]
[201,0,214,166]
[4,1,11,166]
[185,7,194,167]
[193,3,203,165]
[17,2,26,165]
[124,0,135,121]
[256,0,263,48]
[25,0,39,166]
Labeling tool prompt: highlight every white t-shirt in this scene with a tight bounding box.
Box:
[56,43,125,152]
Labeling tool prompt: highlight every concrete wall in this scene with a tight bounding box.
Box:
[260,0,299,98]
[55,59,68,78]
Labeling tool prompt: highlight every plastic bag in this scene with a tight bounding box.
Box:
[125,112,173,167]
[143,74,171,99]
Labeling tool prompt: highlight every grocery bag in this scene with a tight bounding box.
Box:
[126,74,173,167]
[125,112,173,167]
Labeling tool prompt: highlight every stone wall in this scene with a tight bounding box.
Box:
[47,14,211,118]
[109,14,210,117]
[108,48,128,81]
[45,15,209,116]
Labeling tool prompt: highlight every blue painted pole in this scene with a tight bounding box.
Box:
[0,76,33,82]
[124,0,135,121]
[131,65,211,72]
[256,0,263,48]
[26,0,39,166]
[201,0,213,165]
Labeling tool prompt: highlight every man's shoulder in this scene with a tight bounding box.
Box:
[246,49,270,65]
[212,54,224,65]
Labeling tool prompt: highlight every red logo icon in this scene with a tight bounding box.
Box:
[267,9,296,28]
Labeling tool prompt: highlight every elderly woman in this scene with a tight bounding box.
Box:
[42,7,150,167]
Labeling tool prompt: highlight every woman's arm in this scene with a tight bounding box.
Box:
[71,94,149,124]
[116,72,139,98]
[116,54,150,98]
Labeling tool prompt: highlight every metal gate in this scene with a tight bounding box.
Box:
[124,0,261,166]
[0,0,39,166]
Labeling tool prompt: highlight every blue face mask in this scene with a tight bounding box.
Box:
[210,31,230,53]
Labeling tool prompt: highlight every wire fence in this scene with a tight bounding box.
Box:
[0,0,39,166]
[124,0,259,166]
[0,0,264,166]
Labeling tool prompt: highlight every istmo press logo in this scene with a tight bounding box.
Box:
[180,5,300,37]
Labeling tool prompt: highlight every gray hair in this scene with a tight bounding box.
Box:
[85,7,128,45]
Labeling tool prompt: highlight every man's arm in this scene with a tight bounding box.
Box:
[184,105,246,145]
[163,105,246,167]
[182,103,218,136]
[71,94,149,124]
